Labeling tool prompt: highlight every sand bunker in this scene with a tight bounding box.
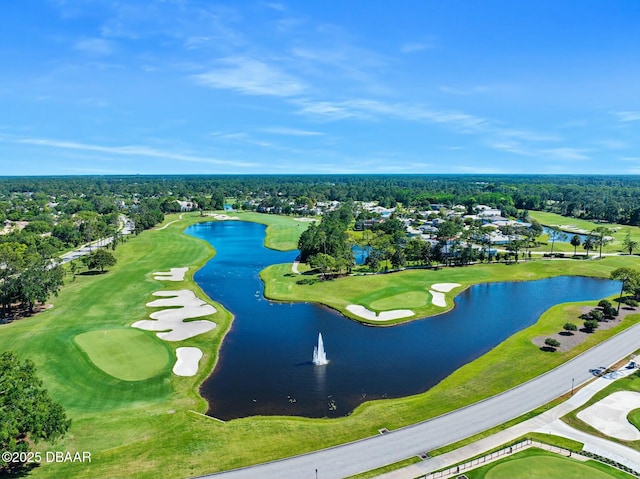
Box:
[429,291,446,307]
[346,305,414,321]
[294,217,317,222]
[577,391,640,440]
[430,283,460,293]
[173,347,203,377]
[133,290,217,341]
[153,267,188,281]
[428,283,460,307]
[207,213,240,220]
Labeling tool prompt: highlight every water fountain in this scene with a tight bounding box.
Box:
[312,333,328,366]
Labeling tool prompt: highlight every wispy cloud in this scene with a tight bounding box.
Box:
[193,57,307,96]
[11,137,258,168]
[260,127,323,136]
[74,38,115,56]
[613,111,640,122]
[400,42,433,54]
[295,98,491,132]
[540,147,591,161]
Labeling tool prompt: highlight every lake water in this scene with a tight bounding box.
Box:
[187,221,620,420]
[542,226,588,243]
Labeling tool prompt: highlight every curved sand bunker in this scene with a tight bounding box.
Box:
[346,305,414,321]
[577,391,640,441]
[346,283,461,320]
[153,267,188,281]
[429,283,460,307]
[133,290,217,341]
[173,347,203,377]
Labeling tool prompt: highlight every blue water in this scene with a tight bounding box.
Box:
[542,226,588,243]
[187,221,620,420]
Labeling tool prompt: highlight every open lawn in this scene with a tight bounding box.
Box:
[466,448,635,479]
[1,212,640,478]
[74,328,172,381]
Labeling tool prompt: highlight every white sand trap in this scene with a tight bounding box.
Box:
[346,304,414,321]
[153,267,188,281]
[430,283,460,293]
[429,291,447,307]
[292,260,300,274]
[208,213,240,220]
[577,391,640,440]
[132,290,217,341]
[173,347,203,376]
[294,218,318,222]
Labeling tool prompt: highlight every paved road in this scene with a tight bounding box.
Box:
[202,321,640,479]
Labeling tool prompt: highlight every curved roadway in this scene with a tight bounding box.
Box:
[203,321,640,479]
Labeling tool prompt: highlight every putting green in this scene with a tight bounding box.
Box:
[472,449,632,479]
[74,329,172,381]
[369,291,430,310]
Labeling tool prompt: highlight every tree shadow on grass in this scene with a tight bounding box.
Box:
[540,346,557,352]
[1,461,40,478]
[78,270,107,276]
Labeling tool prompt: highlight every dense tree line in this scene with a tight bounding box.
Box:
[2,174,639,225]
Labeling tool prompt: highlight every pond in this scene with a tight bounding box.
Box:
[187,221,620,420]
[542,226,589,243]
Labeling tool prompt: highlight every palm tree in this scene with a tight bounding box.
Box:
[570,235,582,256]
[583,235,594,257]
[547,226,567,257]
[623,230,638,255]
[591,226,612,258]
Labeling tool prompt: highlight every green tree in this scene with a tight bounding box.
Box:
[563,323,578,333]
[611,267,640,312]
[82,248,117,272]
[0,352,71,473]
[591,226,612,258]
[583,235,594,257]
[623,230,638,255]
[570,235,582,256]
[547,226,567,256]
[309,253,336,280]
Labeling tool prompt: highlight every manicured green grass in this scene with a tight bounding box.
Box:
[1,212,640,479]
[74,329,172,381]
[369,291,430,310]
[224,211,314,250]
[466,448,635,479]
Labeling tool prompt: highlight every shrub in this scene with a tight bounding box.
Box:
[584,319,599,332]
[598,299,611,308]
[563,323,578,332]
[588,309,604,321]
[545,338,560,348]
[626,299,639,307]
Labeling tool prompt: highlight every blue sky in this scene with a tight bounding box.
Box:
[1,1,640,175]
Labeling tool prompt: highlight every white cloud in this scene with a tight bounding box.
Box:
[613,111,640,122]
[400,42,432,54]
[540,148,591,161]
[193,57,306,97]
[12,137,258,168]
[260,127,323,136]
[74,38,115,56]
